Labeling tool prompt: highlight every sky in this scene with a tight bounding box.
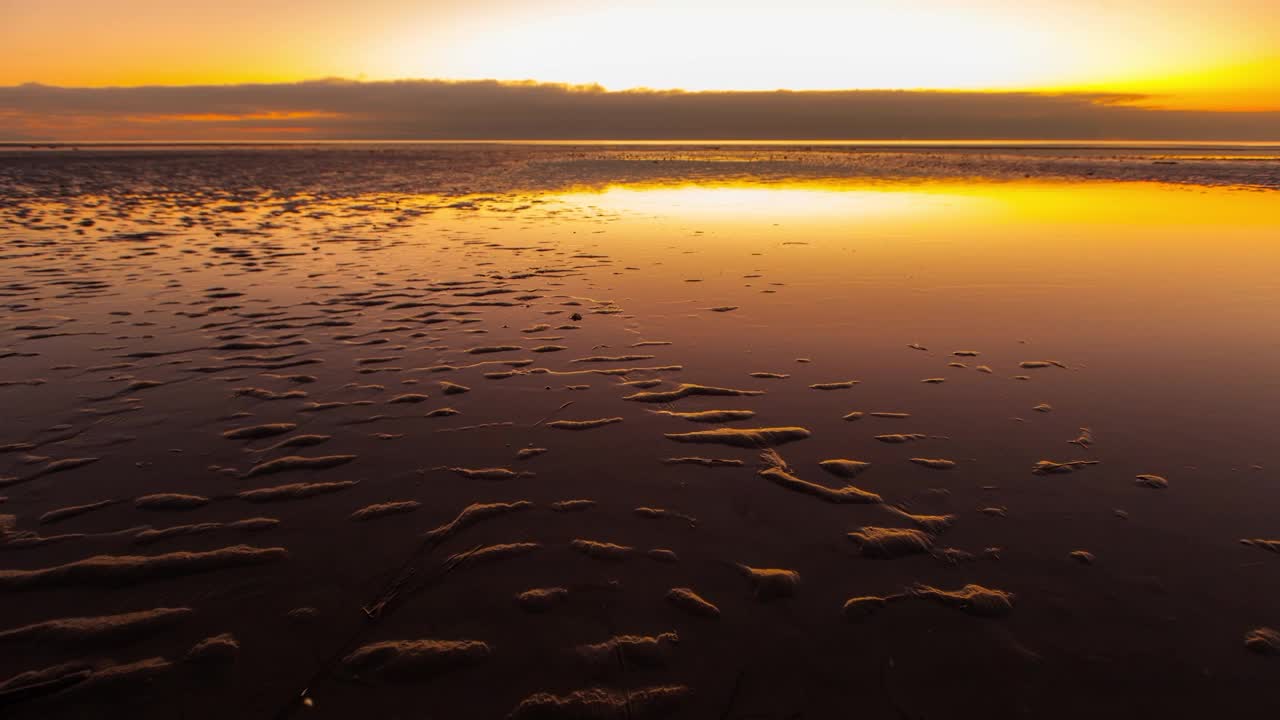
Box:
[1,0,1277,140]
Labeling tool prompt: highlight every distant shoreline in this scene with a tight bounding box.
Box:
[3,142,1277,192]
[2,139,1279,152]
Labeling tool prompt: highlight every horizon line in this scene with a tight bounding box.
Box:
[2,78,1274,112]
[5,139,1280,148]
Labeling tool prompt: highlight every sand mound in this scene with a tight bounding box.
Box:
[666,588,720,618]
[933,548,976,565]
[185,633,239,663]
[508,685,689,719]
[1032,460,1098,475]
[1135,474,1169,489]
[665,427,810,448]
[735,564,800,600]
[244,454,356,477]
[134,522,223,545]
[548,418,623,430]
[257,434,331,452]
[1241,539,1280,554]
[1,457,102,488]
[818,459,872,478]
[910,457,956,469]
[810,380,859,390]
[570,539,633,561]
[842,595,896,620]
[449,467,529,480]
[912,583,1015,617]
[650,409,756,423]
[222,423,296,440]
[578,632,679,669]
[572,355,655,363]
[883,506,956,534]
[760,466,881,504]
[450,542,541,567]
[388,393,431,404]
[634,507,696,526]
[350,501,421,521]
[342,639,490,681]
[0,545,287,590]
[238,480,358,502]
[1070,550,1096,564]
[0,662,94,701]
[40,500,119,525]
[230,517,279,531]
[1245,627,1280,656]
[234,387,307,401]
[623,383,763,403]
[300,402,350,413]
[847,527,935,558]
[0,607,192,644]
[134,494,210,511]
[61,657,174,698]
[516,587,568,612]
[875,434,926,443]
[425,500,533,542]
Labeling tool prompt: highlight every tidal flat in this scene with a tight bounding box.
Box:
[1,143,1279,718]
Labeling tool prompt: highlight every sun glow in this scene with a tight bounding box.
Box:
[374,0,1279,110]
[0,0,1276,112]
[555,179,1280,234]
[386,5,1069,92]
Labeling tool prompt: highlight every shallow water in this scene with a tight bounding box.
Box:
[1,147,1279,718]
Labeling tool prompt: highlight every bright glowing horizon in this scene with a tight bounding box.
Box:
[2,0,1278,141]
[1,0,1277,111]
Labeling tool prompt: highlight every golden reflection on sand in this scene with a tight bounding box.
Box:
[1,163,1279,718]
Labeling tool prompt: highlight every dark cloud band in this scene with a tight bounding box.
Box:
[2,79,1277,141]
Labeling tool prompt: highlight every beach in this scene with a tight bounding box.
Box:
[1,143,1279,718]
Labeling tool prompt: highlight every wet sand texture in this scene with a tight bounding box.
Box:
[1,145,1278,718]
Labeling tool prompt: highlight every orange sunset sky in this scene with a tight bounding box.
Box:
[1,0,1277,140]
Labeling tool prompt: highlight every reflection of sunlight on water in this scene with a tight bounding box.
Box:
[552,182,981,222]
[532,180,1280,336]
[550,179,1280,231]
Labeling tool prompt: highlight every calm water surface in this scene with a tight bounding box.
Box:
[1,149,1278,718]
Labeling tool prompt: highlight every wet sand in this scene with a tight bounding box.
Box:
[1,144,1280,718]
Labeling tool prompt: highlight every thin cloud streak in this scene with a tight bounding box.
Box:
[2,79,1278,141]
